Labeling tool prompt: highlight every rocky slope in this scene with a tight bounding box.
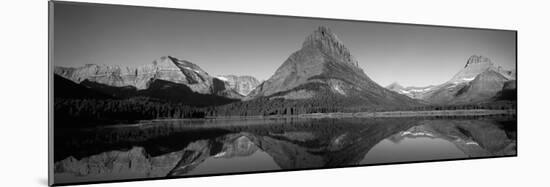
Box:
[55,56,244,100]
[216,75,261,96]
[387,55,516,105]
[449,70,509,104]
[246,26,418,108]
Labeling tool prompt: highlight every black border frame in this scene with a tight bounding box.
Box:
[48,1,518,186]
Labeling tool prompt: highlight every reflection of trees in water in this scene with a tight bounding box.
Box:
[54,117,516,182]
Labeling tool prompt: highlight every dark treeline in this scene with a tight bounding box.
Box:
[211,97,516,116]
[54,96,516,128]
[211,97,364,116]
[54,97,208,128]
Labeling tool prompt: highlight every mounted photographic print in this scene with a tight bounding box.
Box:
[49,1,517,186]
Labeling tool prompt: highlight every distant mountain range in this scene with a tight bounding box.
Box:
[54,26,516,113]
[215,75,260,96]
[386,55,516,105]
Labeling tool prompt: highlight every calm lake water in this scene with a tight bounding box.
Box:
[54,116,516,184]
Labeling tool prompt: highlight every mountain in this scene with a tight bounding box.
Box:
[423,55,516,104]
[215,75,261,96]
[386,82,435,100]
[449,55,515,83]
[387,55,516,105]
[55,56,246,101]
[55,73,238,107]
[246,26,418,108]
[449,70,509,104]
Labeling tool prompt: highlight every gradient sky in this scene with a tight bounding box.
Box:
[53,2,516,87]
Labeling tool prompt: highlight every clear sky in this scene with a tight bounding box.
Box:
[53,2,516,87]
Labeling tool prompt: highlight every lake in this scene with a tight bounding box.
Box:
[53,116,516,184]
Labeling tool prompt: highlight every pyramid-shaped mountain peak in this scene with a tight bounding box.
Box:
[302,26,358,67]
[465,55,493,68]
[246,26,418,108]
[302,26,342,47]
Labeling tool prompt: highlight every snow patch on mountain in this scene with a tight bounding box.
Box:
[332,84,346,95]
[215,76,229,81]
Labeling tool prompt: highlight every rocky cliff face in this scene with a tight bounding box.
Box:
[216,75,260,96]
[55,56,209,92]
[55,56,244,99]
[247,26,418,107]
[301,26,359,68]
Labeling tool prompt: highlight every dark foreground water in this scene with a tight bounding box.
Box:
[53,116,516,184]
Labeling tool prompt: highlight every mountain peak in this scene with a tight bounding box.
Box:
[246,26,418,107]
[302,26,342,47]
[465,55,493,68]
[301,26,358,67]
[448,55,501,83]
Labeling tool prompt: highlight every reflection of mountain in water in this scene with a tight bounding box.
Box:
[54,118,516,183]
[387,120,516,157]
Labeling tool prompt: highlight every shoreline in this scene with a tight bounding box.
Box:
[298,109,516,118]
[151,109,516,121]
[58,109,516,130]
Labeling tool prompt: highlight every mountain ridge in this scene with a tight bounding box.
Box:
[54,56,260,100]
